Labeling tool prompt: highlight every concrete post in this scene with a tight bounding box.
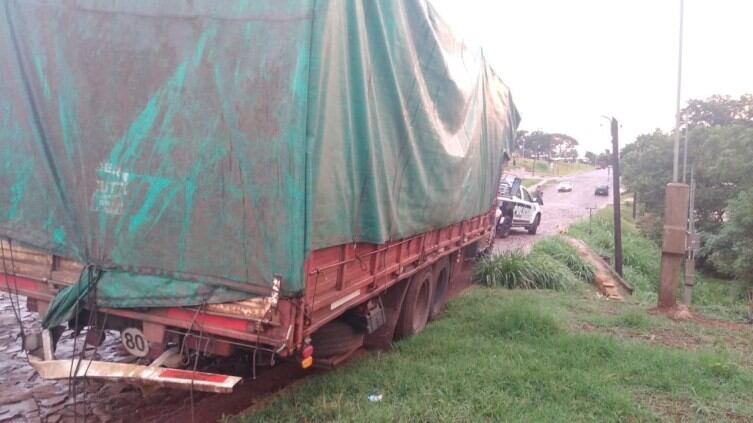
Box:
[658,183,689,309]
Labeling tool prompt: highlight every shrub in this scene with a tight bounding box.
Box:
[532,236,595,283]
[474,251,580,291]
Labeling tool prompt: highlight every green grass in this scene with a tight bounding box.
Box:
[240,290,753,422]
[567,208,750,321]
[692,276,750,321]
[516,158,594,177]
[532,236,596,283]
[473,250,584,291]
[520,178,540,188]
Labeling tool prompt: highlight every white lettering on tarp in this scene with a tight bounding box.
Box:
[91,162,130,215]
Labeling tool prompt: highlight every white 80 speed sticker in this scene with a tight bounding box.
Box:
[121,327,149,357]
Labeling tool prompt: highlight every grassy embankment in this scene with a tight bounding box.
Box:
[238,210,753,422]
[515,158,594,177]
[567,207,750,321]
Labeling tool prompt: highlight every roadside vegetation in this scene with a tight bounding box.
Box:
[514,158,592,177]
[568,207,750,321]
[520,178,539,188]
[238,213,753,422]
[240,287,753,422]
[621,94,753,291]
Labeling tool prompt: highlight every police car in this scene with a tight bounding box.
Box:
[495,176,543,238]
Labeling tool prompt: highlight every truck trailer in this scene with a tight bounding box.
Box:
[0,0,519,392]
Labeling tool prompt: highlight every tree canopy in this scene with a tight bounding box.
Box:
[514,130,579,160]
[621,94,753,276]
[683,94,753,129]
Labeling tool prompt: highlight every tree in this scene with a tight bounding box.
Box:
[620,130,673,213]
[513,130,529,154]
[596,149,611,168]
[549,133,579,159]
[621,125,753,233]
[524,131,552,159]
[706,188,753,284]
[584,151,597,165]
[518,131,579,160]
[682,94,753,129]
[620,93,753,275]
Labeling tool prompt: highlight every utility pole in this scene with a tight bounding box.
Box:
[672,0,685,182]
[681,123,689,183]
[683,168,697,305]
[610,118,623,277]
[586,206,597,235]
[658,0,690,310]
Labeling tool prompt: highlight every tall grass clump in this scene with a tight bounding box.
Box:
[532,236,595,283]
[569,211,661,298]
[474,251,579,291]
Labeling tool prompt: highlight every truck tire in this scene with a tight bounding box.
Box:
[395,268,434,339]
[527,214,541,235]
[429,258,451,321]
[311,320,365,358]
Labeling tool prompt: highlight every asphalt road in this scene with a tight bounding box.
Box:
[494,168,615,253]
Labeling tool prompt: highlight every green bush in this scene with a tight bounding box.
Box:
[474,250,580,291]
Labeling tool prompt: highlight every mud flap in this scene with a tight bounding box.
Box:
[363,280,412,351]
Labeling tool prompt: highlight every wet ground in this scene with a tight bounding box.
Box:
[0,294,206,423]
[0,169,610,422]
[494,168,614,253]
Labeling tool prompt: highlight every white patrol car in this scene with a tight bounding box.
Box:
[495,176,543,238]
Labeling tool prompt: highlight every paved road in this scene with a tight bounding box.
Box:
[494,168,614,253]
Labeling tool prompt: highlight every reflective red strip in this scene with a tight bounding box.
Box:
[0,274,50,294]
[157,369,229,383]
[164,308,248,332]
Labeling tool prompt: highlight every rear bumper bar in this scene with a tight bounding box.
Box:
[29,354,242,394]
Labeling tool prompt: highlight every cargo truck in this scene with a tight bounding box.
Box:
[0,0,519,392]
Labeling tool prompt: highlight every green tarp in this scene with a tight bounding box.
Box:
[0,0,519,320]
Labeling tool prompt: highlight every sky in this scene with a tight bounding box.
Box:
[431,0,753,155]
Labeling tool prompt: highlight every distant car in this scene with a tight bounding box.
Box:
[557,182,573,192]
[594,185,609,196]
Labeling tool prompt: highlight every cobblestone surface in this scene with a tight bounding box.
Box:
[0,294,206,423]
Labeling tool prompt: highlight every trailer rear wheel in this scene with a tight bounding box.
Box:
[395,268,434,339]
[429,258,451,321]
[311,320,364,358]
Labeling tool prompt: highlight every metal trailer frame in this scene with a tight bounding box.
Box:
[1,209,496,392]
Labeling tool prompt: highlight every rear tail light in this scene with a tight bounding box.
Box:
[301,356,313,369]
[299,344,314,369]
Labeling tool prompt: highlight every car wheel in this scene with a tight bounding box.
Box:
[527,214,540,235]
